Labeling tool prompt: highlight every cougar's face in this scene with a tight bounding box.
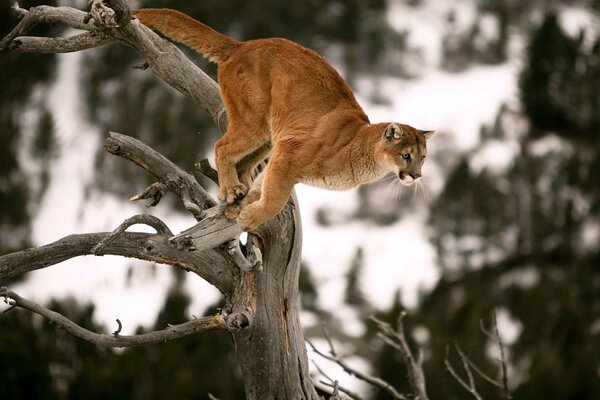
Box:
[381,123,435,187]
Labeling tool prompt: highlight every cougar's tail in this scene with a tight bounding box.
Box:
[133,8,241,63]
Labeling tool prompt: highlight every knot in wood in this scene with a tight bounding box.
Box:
[226,309,252,332]
[89,1,118,28]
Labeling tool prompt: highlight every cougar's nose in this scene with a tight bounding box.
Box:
[409,173,421,180]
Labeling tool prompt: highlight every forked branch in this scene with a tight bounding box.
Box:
[370,313,429,400]
[445,311,513,399]
[106,131,215,219]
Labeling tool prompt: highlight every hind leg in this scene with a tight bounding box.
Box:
[236,142,272,188]
[217,65,271,203]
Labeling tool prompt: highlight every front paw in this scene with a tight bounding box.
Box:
[218,183,248,204]
[237,206,265,232]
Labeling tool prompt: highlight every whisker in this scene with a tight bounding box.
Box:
[395,180,403,202]
[383,178,398,201]
[421,178,432,203]
[379,173,397,182]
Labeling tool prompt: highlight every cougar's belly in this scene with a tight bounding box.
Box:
[300,173,356,191]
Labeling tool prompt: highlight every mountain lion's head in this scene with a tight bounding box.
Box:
[378,123,435,186]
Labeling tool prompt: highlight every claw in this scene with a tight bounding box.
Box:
[219,183,249,204]
[235,190,246,201]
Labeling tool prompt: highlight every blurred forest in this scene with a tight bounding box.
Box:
[1,0,599,399]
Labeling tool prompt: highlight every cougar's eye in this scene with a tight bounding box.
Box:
[420,155,426,161]
[402,153,410,160]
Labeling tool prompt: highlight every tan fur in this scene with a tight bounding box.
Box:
[134,8,435,231]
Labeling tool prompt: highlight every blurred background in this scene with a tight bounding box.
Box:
[1,0,599,399]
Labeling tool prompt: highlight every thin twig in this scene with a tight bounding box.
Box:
[129,182,168,207]
[481,311,512,398]
[331,381,341,399]
[312,360,362,400]
[446,311,513,399]
[370,314,429,400]
[113,319,123,336]
[444,345,483,400]
[463,354,503,388]
[321,381,362,400]
[456,343,479,397]
[1,304,17,314]
[307,335,407,400]
[0,288,225,347]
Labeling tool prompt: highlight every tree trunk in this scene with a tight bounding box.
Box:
[233,196,318,399]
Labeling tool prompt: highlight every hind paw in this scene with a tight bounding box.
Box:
[225,203,242,220]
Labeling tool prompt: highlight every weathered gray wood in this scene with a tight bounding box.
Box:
[1,288,226,347]
[0,231,234,294]
[232,195,319,400]
[106,132,216,218]
[0,5,92,52]
[170,205,243,252]
[10,32,112,53]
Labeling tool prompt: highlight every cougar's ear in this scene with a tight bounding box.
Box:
[420,130,436,140]
[384,123,403,141]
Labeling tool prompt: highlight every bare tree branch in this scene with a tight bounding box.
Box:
[91,214,172,254]
[9,31,112,53]
[0,5,92,51]
[170,205,243,252]
[1,288,226,347]
[0,231,233,294]
[444,345,483,400]
[106,131,215,219]
[445,311,513,400]
[312,361,362,400]
[307,332,407,400]
[461,351,503,388]
[457,344,478,396]
[481,311,513,399]
[321,381,360,400]
[370,313,429,400]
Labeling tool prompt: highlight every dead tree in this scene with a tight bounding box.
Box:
[0,1,319,398]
